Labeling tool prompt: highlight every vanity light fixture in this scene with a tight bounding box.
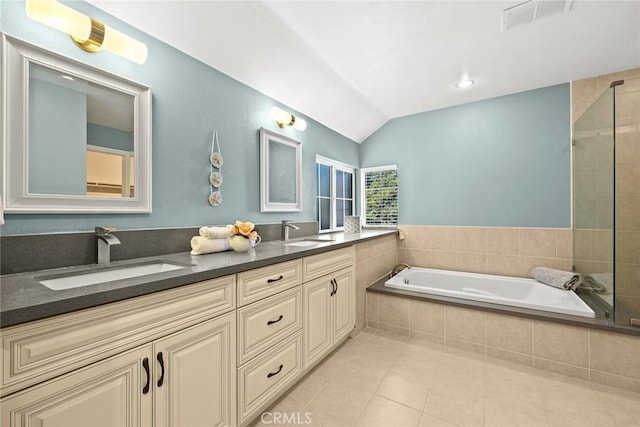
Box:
[456,79,474,89]
[25,0,148,64]
[270,106,307,131]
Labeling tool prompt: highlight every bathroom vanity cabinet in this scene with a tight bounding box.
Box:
[236,260,304,426]
[0,245,357,427]
[302,247,355,369]
[1,314,236,427]
[0,276,237,427]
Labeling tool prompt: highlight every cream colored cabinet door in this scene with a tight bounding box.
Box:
[1,345,153,427]
[302,277,332,369]
[332,267,355,343]
[154,313,236,427]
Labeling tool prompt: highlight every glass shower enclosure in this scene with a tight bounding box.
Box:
[573,80,639,326]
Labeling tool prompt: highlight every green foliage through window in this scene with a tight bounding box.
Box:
[363,167,398,226]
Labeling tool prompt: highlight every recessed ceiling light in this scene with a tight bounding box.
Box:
[456,79,474,89]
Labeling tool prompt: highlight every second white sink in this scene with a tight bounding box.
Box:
[284,238,335,247]
[284,241,321,247]
[38,262,191,291]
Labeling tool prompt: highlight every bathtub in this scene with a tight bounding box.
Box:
[385,268,595,318]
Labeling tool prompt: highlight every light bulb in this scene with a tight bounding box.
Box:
[26,0,91,41]
[271,107,293,127]
[456,79,474,89]
[102,25,148,64]
[293,117,307,131]
[25,0,148,64]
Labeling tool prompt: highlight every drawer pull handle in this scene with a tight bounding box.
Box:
[267,364,284,378]
[157,352,165,387]
[267,275,284,283]
[267,315,284,325]
[142,357,150,395]
[330,278,337,296]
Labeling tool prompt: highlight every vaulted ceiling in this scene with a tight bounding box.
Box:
[88,1,640,142]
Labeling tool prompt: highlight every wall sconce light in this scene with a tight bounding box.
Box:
[270,106,307,131]
[25,0,148,64]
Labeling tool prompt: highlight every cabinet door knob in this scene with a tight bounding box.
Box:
[267,315,284,325]
[267,275,284,283]
[142,357,150,395]
[157,352,165,387]
[267,364,284,378]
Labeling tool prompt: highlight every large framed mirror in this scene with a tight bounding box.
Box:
[1,34,152,213]
[259,127,302,212]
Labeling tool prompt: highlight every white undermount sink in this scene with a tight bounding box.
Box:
[284,238,335,247]
[284,241,321,247]
[37,262,191,291]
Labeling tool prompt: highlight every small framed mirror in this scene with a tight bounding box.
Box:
[259,127,302,212]
[1,34,152,213]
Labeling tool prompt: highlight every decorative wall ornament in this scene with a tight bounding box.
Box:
[209,171,223,188]
[208,132,223,206]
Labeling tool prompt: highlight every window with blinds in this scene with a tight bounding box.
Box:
[361,165,398,227]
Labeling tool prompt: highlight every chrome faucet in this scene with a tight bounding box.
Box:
[281,220,300,241]
[96,226,121,265]
[390,263,411,278]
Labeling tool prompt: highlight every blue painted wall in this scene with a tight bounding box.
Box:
[360,84,571,228]
[0,0,359,235]
[1,1,571,234]
[29,78,87,195]
[87,124,134,152]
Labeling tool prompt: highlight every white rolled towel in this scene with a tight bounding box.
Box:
[190,236,231,255]
[199,225,232,239]
[532,267,582,290]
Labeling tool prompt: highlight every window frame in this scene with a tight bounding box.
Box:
[360,164,398,228]
[315,155,355,233]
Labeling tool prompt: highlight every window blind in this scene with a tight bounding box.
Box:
[362,167,398,226]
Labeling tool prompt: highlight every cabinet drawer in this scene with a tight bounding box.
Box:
[1,275,235,397]
[302,246,355,282]
[237,332,302,426]
[237,259,302,306]
[237,287,302,365]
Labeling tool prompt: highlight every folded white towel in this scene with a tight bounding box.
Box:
[582,273,613,294]
[199,225,232,239]
[532,267,582,290]
[190,236,231,255]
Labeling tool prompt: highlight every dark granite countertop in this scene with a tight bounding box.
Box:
[1,230,397,328]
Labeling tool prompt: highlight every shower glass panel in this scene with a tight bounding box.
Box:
[573,87,615,319]
[574,80,640,326]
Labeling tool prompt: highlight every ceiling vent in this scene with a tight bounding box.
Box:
[502,0,573,32]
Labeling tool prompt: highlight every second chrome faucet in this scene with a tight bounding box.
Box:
[281,220,300,241]
[96,226,121,264]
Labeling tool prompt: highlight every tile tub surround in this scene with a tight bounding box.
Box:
[366,290,640,393]
[252,328,640,427]
[354,234,399,334]
[397,225,573,278]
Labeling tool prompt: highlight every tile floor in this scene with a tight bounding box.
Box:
[252,328,640,427]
